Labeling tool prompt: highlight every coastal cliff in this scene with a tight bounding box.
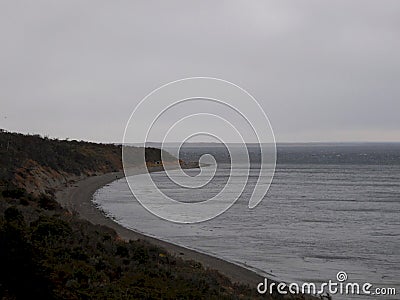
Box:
[0,130,177,196]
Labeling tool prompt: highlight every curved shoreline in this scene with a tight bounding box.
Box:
[55,168,265,287]
[55,169,319,299]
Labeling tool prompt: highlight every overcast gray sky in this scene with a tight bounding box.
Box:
[1,0,399,143]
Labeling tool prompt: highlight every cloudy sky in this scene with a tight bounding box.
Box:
[1,0,399,143]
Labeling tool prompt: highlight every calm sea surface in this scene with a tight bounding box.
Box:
[94,144,400,299]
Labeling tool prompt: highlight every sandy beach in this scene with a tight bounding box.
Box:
[55,168,267,287]
[55,168,320,299]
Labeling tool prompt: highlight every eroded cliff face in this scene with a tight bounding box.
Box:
[12,159,93,196]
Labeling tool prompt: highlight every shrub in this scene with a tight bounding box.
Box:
[2,188,26,199]
[38,195,61,210]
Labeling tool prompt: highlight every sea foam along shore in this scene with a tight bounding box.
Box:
[55,167,318,299]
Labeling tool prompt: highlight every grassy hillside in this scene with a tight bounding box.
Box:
[0,130,175,196]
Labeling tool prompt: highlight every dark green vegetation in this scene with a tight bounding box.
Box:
[0,130,268,299]
[0,129,175,182]
[0,202,263,299]
[0,130,122,182]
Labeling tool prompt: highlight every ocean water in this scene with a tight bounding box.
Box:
[93,144,400,299]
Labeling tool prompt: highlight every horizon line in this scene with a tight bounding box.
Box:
[2,128,400,145]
